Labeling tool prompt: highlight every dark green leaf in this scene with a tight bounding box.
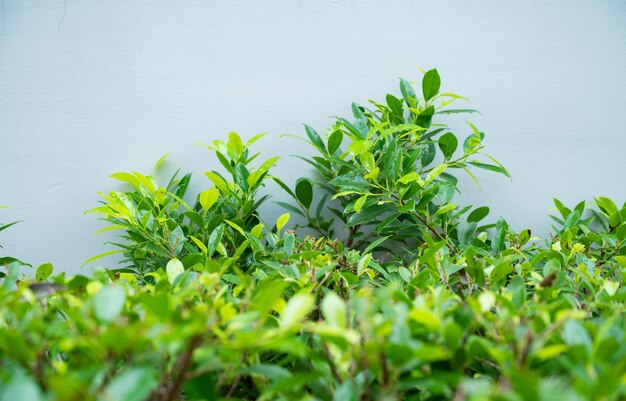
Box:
[327,130,343,154]
[467,206,490,223]
[438,132,458,160]
[295,179,313,209]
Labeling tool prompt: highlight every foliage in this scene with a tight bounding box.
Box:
[276,69,509,263]
[1,70,626,401]
[87,132,277,275]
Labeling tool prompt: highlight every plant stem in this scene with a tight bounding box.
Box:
[156,335,202,401]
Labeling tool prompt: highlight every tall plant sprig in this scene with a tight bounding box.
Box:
[87,132,280,274]
[277,69,510,260]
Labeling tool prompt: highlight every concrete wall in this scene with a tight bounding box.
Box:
[1,1,625,273]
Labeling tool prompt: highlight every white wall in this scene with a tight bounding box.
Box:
[1,1,625,274]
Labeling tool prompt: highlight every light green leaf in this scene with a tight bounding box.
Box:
[603,280,619,296]
[348,140,373,156]
[166,258,185,284]
[101,366,158,401]
[199,187,220,211]
[435,203,456,216]
[228,131,244,157]
[354,195,368,213]
[35,263,53,282]
[321,293,346,328]
[425,164,448,185]
[0,369,44,401]
[94,285,126,323]
[277,213,290,233]
[280,293,315,328]
[398,172,424,186]
[81,249,124,268]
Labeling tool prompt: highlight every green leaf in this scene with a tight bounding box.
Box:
[94,285,126,324]
[208,225,225,257]
[295,178,313,209]
[562,320,592,353]
[357,253,372,276]
[386,94,404,119]
[280,293,315,328]
[492,217,508,253]
[277,213,290,232]
[362,236,391,254]
[304,124,326,154]
[398,172,424,186]
[245,132,267,147]
[435,203,456,216]
[467,161,511,178]
[422,69,441,101]
[348,140,373,156]
[438,132,458,160]
[603,280,619,296]
[81,249,124,268]
[329,173,370,192]
[35,263,53,282]
[166,258,185,284]
[0,369,44,401]
[354,195,367,213]
[234,163,250,191]
[421,143,436,167]
[227,131,244,158]
[244,364,292,381]
[467,206,490,223]
[321,293,346,328]
[199,187,220,211]
[595,196,618,216]
[425,164,448,185]
[327,130,343,154]
[399,77,417,105]
[205,171,230,193]
[563,210,580,229]
[457,222,477,245]
[347,204,394,227]
[398,266,412,283]
[333,380,358,401]
[101,366,158,401]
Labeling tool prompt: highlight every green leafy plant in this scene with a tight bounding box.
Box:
[1,70,626,401]
[276,69,508,263]
[88,132,279,276]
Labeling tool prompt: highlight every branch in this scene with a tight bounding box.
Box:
[156,335,202,401]
[414,212,457,254]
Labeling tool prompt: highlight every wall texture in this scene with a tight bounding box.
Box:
[1,1,625,273]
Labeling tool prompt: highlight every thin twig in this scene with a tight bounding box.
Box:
[414,212,456,254]
[435,253,454,293]
[322,342,342,383]
[157,335,202,401]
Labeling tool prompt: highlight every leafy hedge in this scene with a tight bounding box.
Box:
[1,70,625,401]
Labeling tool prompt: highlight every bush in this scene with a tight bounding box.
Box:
[1,70,625,401]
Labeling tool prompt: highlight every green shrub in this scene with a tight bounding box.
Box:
[1,70,625,401]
